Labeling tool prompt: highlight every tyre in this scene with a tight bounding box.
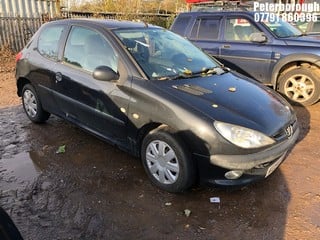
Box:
[0,207,23,240]
[22,84,50,123]
[141,126,195,193]
[278,66,320,106]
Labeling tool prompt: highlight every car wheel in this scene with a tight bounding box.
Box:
[22,84,50,123]
[0,207,23,240]
[278,66,320,106]
[141,126,195,193]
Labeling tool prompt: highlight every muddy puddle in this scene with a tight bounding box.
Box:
[1,105,320,240]
[0,152,41,191]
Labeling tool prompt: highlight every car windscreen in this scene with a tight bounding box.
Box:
[263,18,302,38]
[113,28,221,80]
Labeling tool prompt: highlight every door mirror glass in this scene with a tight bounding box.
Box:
[93,65,119,81]
[250,32,267,43]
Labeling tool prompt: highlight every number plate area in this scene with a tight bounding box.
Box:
[265,152,287,178]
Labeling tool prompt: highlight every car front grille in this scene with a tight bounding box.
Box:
[272,119,298,141]
[254,160,276,169]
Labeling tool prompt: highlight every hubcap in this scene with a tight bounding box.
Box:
[145,140,179,184]
[23,89,37,118]
[284,74,315,102]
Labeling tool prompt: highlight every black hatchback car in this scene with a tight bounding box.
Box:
[16,19,299,192]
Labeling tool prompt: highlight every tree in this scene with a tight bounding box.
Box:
[61,0,186,13]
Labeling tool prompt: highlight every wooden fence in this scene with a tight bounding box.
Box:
[0,17,42,52]
[0,11,174,52]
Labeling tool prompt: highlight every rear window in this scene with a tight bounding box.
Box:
[190,18,220,40]
[38,25,65,60]
[171,15,191,36]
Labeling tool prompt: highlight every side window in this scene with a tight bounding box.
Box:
[63,26,118,73]
[312,21,320,33]
[225,18,260,41]
[38,25,65,60]
[171,16,191,35]
[190,18,220,40]
[190,19,200,38]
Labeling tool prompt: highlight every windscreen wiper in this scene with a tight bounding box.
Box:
[157,74,191,81]
[156,67,224,81]
[192,67,218,76]
[194,66,228,76]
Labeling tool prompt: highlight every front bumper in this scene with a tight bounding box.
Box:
[210,125,299,170]
[197,126,299,187]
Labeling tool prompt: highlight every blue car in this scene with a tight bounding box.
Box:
[171,10,320,106]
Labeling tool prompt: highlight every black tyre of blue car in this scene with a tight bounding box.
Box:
[22,84,50,123]
[141,126,195,193]
[278,66,320,106]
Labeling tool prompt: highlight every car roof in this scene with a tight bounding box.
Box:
[47,18,160,30]
[177,10,254,16]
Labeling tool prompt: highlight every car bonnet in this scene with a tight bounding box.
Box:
[152,72,295,137]
[283,35,320,46]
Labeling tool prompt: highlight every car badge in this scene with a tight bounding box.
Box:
[285,125,293,138]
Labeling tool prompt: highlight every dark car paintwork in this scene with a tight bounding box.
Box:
[170,11,320,87]
[16,19,299,186]
[0,207,23,240]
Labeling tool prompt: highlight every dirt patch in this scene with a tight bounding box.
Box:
[0,71,20,107]
[0,52,20,108]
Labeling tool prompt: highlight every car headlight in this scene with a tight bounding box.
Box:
[214,121,275,149]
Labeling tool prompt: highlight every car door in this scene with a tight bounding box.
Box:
[27,24,67,113]
[188,16,222,57]
[53,25,130,144]
[219,17,273,83]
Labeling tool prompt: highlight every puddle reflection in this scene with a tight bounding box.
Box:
[0,152,42,191]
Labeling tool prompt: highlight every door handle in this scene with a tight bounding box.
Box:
[55,72,62,83]
[222,45,231,49]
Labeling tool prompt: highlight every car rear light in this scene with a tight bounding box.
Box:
[15,51,23,62]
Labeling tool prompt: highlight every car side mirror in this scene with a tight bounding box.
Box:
[93,66,119,81]
[249,32,267,43]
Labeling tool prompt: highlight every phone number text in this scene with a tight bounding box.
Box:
[254,12,318,23]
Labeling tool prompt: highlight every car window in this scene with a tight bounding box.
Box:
[171,15,191,35]
[225,18,260,41]
[308,20,320,33]
[63,26,118,73]
[38,25,65,60]
[190,18,220,39]
[312,21,320,32]
[263,18,302,38]
[114,28,221,80]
